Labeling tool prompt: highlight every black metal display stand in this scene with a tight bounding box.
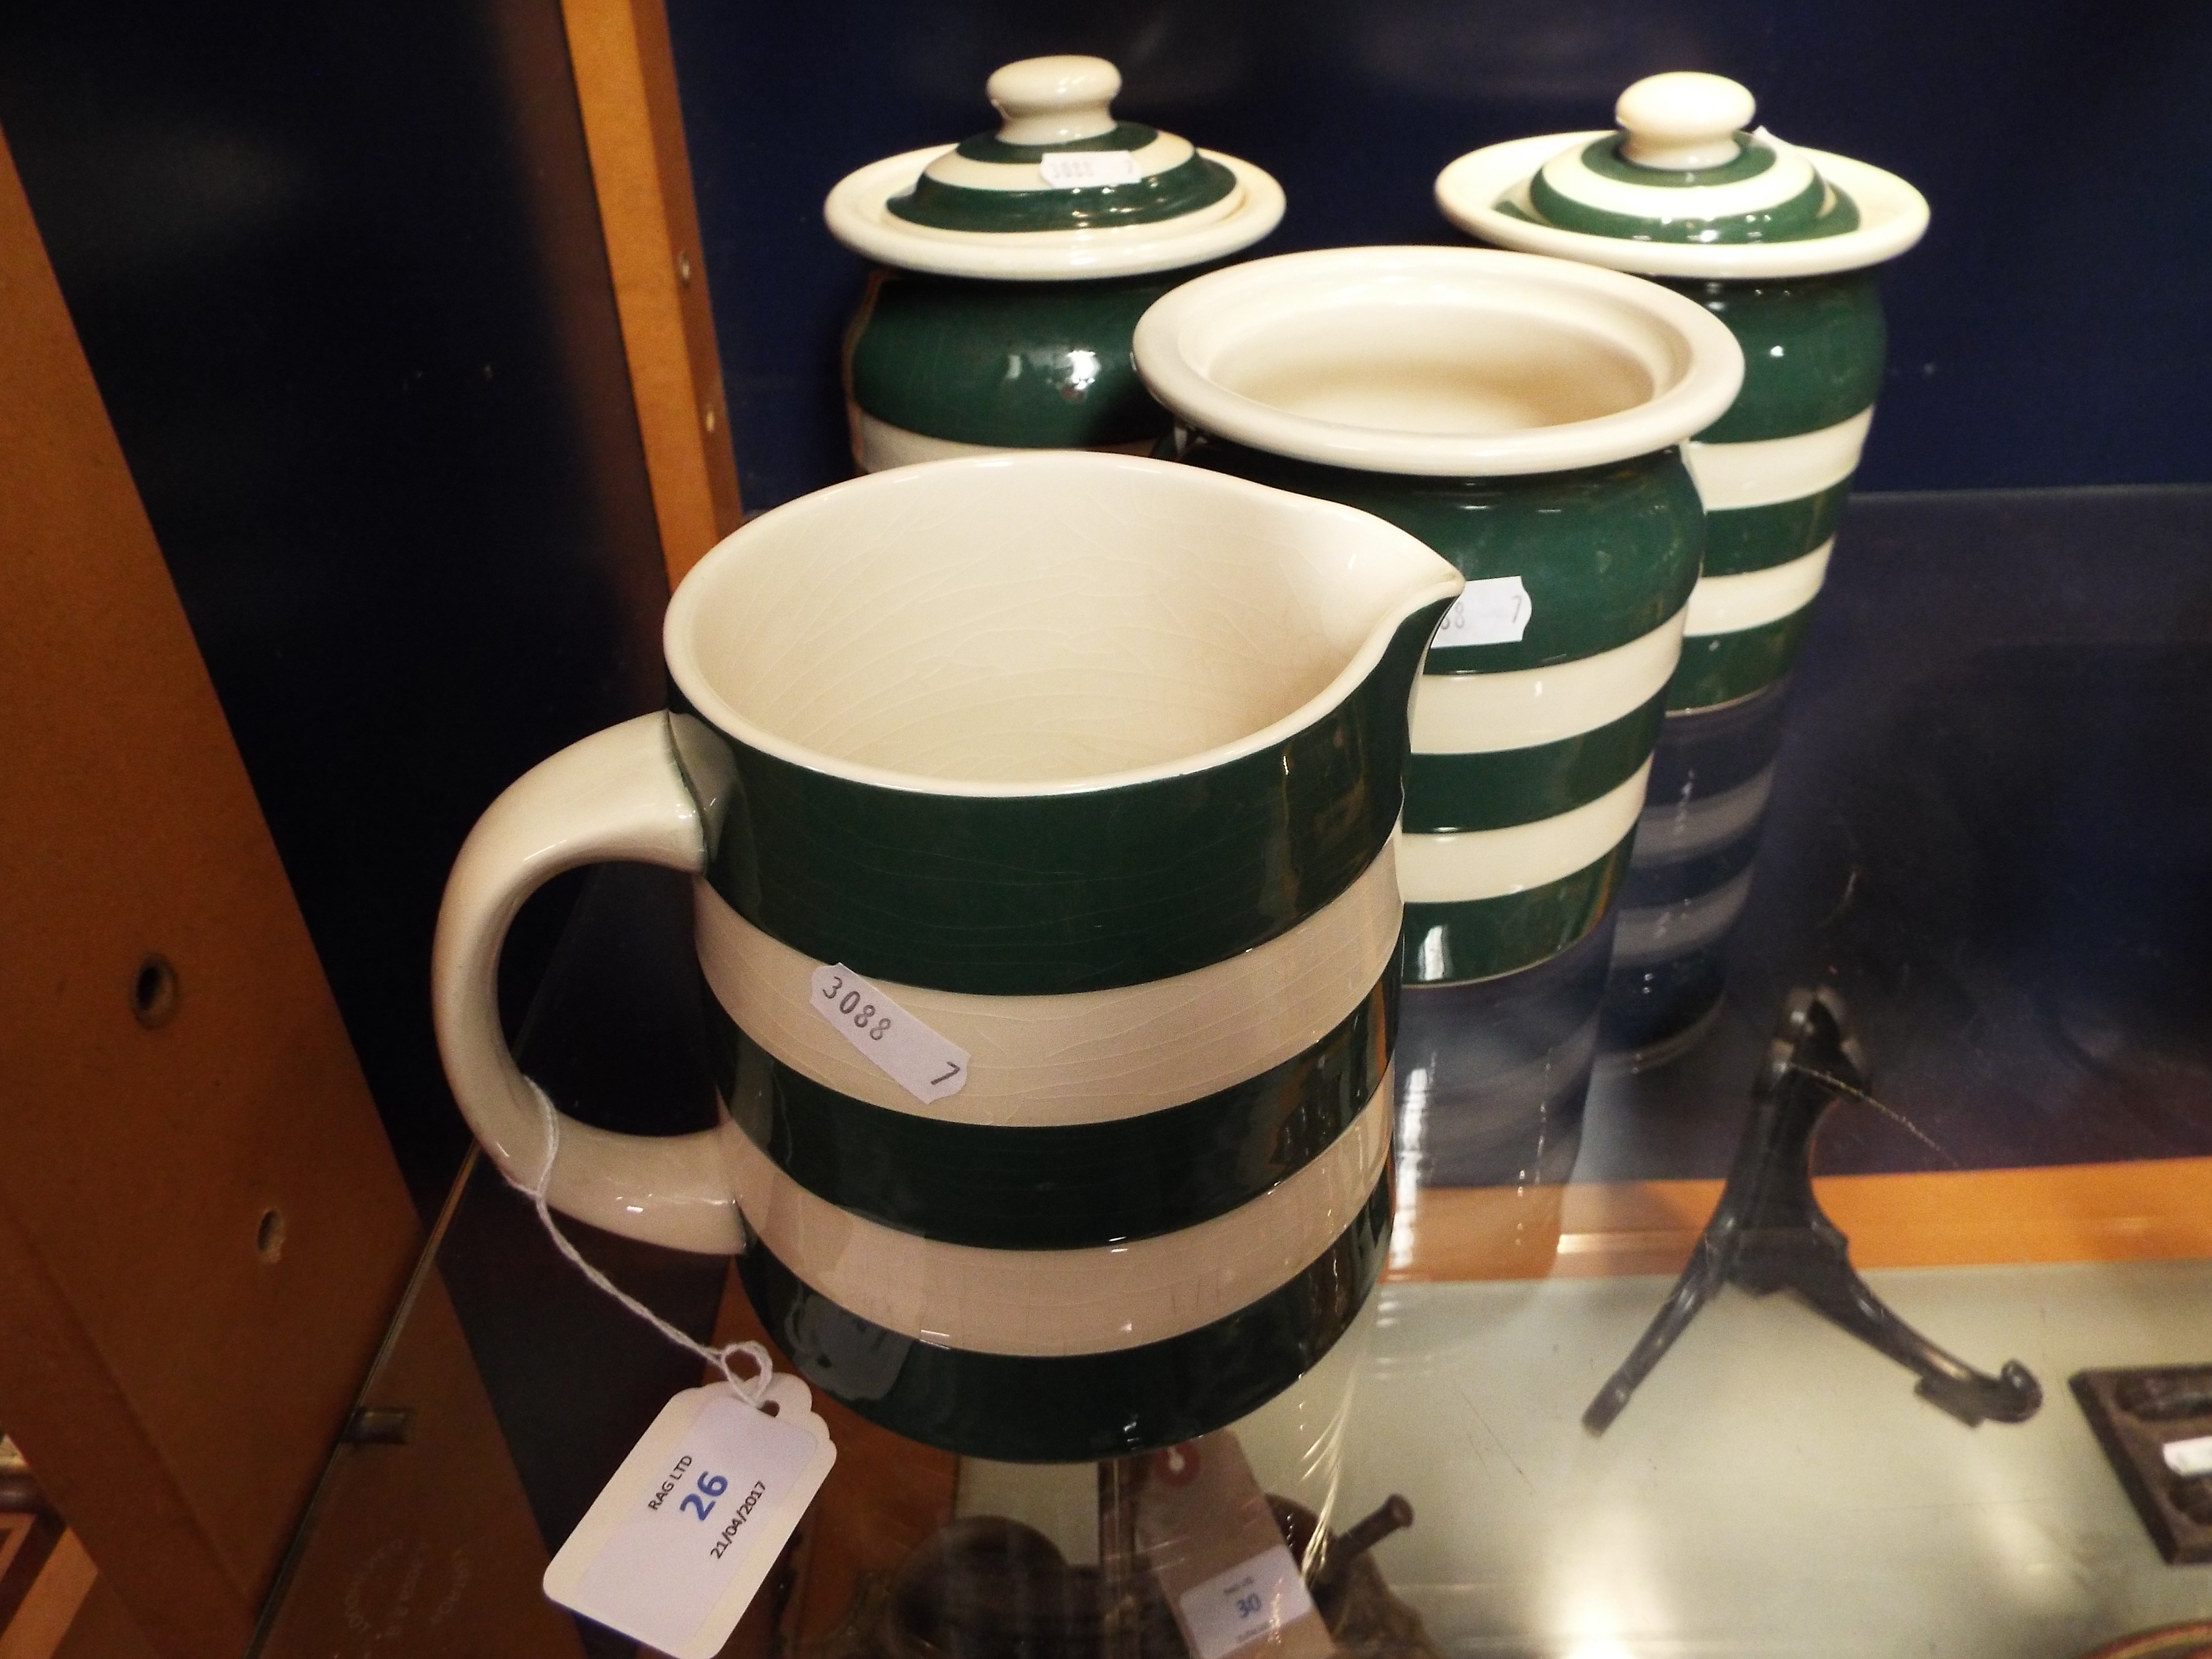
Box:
[1584,987,2045,1435]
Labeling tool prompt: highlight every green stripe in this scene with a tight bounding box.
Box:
[846,266,1183,450]
[1531,161,1853,245]
[1403,686,1666,833]
[1619,831,1762,909]
[1180,440,1703,672]
[1667,604,1818,712]
[888,154,1235,233]
[954,122,1157,164]
[1667,271,1885,443]
[737,1173,1391,1463]
[1575,132,1778,188]
[1701,477,1851,576]
[709,963,1395,1250]
[666,601,1445,997]
[1402,834,1634,985]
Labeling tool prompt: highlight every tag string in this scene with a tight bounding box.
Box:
[508,1083,774,1408]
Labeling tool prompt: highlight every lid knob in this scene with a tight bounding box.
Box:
[1615,72,1756,170]
[986,55,1122,146]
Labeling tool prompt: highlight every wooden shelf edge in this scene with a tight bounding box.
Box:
[1387,1156,2212,1284]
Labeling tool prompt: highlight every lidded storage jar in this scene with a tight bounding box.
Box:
[826,55,1283,472]
[1136,248,1741,1258]
[1436,73,1928,1064]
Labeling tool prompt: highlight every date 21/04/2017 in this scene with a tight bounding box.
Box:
[651,1457,771,1562]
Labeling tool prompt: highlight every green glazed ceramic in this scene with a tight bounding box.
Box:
[843,266,1190,463]
[1436,71,1929,712]
[1661,266,1886,709]
[1176,436,1700,983]
[431,452,1460,1461]
[1134,246,1742,986]
[1439,72,1929,1064]
[827,57,1282,471]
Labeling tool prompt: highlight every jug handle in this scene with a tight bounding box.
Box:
[431,712,742,1254]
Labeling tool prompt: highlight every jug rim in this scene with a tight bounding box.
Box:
[663,452,1463,798]
[1133,245,1745,477]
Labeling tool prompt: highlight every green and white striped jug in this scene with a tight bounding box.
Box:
[432,452,1459,1461]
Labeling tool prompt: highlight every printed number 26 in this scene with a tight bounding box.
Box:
[680,1470,730,1521]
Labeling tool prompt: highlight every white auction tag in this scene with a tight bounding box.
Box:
[1178,1544,1317,1659]
[544,1374,835,1659]
[1432,575,1533,646]
[2164,1434,2212,1477]
[1039,151,1142,187]
[809,963,970,1103]
[1137,1432,1333,1659]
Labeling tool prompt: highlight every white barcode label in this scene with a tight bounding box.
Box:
[1177,1544,1315,1659]
[546,1379,836,1659]
[810,963,969,1103]
[1433,575,1533,646]
[2164,1434,2212,1477]
[1039,151,1143,188]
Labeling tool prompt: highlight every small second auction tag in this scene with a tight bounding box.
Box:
[1178,1545,1317,1659]
[1136,1431,1333,1659]
[810,963,970,1103]
[544,1374,836,1659]
[1432,575,1533,647]
[2164,1434,2212,1477]
[1039,151,1143,188]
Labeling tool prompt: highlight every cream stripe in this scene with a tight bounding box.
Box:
[1539,138,1816,221]
[1398,763,1647,903]
[1412,608,1683,754]
[1611,865,1755,964]
[721,1073,1391,1356]
[1684,539,1830,637]
[1633,765,1774,864]
[852,408,1155,473]
[920,132,1191,192]
[695,842,1401,1128]
[1683,407,1873,510]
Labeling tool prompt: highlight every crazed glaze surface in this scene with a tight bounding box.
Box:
[431,452,1459,1459]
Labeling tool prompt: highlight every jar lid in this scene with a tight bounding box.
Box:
[1435,72,1927,278]
[825,56,1284,281]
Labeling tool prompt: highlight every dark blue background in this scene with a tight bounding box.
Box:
[663,0,2212,511]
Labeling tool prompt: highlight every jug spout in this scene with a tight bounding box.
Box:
[653,452,1460,996]
[437,449,1457,1466]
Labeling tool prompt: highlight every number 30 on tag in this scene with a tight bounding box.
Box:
[544,1374,835,1658]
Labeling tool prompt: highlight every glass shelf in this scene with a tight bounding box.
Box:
[252,485,2212,1659]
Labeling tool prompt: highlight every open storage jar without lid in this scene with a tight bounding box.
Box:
[1133,246,1743,475]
